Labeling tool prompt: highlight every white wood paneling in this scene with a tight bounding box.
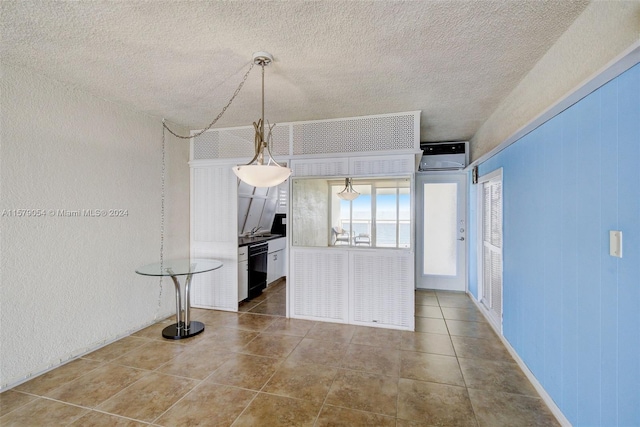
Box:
[190,164,238,310]
[290,248,349,322]
[291,158,349,177]
[350,154,415,176]
[350,249,415,330]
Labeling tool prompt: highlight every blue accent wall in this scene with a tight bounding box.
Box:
[469,63,640,426]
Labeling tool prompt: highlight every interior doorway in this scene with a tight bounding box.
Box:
[415,173,467,291]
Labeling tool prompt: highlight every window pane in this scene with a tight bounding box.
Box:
[351,185,371,240]
[294,177,412,249]
[423,183,457,275]
[376,188,397,247]
[291,178,331,247]
[398,188,411,248]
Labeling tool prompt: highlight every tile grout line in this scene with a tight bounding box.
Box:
[150,315,281,426]
[440,299,483,427]
[230,309,313,426]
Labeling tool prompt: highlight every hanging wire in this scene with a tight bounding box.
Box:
[157,121,167,318]
[156,60,255,317]
[163,62,255,139]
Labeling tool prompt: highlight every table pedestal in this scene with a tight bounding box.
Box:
[136,259,223,341]
[164,273,203,340]
[162,321,205,339]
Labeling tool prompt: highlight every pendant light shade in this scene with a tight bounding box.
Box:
[232,52,291,187]
[337,178,360,201]
[232,164,292,188]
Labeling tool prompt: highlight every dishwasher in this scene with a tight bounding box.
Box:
[248,242,268,299]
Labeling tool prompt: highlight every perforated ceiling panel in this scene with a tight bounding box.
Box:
[193,131,221,160]
[192,112,418,160]
[193,124,290,160]
[269,125,290,156]
[292,113,416,155]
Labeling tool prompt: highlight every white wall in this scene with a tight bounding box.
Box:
[471,1,640,161]
[0,63,190,389]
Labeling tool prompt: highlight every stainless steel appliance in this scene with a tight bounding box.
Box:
[248,242,268,299]
[419,141,468,170]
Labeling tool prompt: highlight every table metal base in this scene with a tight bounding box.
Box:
[162,321,205,340]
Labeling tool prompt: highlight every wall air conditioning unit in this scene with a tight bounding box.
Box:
[418,141,469,171]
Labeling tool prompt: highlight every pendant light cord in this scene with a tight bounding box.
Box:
[157,61,254,317]
[162,62,255,139]
[157,122,167,318]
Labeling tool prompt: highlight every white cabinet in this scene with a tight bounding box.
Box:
[190,164,238,310]
[267,238,286,284]
[238,247,248,302]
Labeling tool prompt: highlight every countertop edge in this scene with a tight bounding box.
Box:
[238,234,285,247]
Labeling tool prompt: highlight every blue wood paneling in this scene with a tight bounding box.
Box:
[560,104,579,422]
[471,62,640,426]
[574,85,602,426]
[598,78,619,425]
[615,64,640,427]
[542,113,564,404]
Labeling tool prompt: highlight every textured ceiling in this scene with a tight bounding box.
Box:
[1,1,589,142]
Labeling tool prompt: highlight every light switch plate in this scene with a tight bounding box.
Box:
[610,230,623,258]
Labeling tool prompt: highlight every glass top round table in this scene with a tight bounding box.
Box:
[136,258,223,277]
[136,258,223,339]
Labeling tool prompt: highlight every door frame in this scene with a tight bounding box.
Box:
[415,172,468,291]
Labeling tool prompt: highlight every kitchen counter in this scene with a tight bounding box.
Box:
[238,234,284,247]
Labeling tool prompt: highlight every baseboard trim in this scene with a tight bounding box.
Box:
[468,293,572,427]
[0,310,174,392]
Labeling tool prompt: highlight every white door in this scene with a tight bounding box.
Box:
[415,173,467,291]
[478,169,503,330]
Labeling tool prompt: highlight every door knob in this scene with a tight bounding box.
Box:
[458,237,465,241]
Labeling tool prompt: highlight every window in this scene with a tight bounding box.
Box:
[291,176,412,248]
[330,178,411,248]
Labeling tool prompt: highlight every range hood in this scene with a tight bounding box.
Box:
[238,181,278,236]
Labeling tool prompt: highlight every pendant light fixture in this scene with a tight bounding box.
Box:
[163,51,291,188]
[337,178,360,201]
[232,52,292,187]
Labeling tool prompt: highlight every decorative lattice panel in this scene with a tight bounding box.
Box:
[269,125,290,156]
[292,113,416,155]
[193,131,221,160]
[351,251,414,329]
[350,155,415,175]
[291,249,348,321]
[193,124,289,160]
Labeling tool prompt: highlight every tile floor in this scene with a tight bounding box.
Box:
[1,282,559,426]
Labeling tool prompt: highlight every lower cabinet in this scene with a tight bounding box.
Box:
[267,238,286,285]
[238,247,248,302]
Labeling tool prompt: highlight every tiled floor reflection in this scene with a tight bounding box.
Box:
[1,287,560,426]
